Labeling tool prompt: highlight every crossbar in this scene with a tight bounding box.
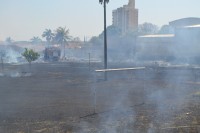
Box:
[95,67,146,72]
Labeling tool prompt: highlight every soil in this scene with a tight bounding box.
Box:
[0,62,199,133]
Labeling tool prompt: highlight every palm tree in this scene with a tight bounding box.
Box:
[99,0,109,4]
[30,36,42,44]
[42,29,54,47]
[99,0,109,80]
[54,27,71,59]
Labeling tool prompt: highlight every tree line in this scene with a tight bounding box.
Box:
[3,27,72,47]
[88,22,174,61]
[31,27,71,47]
[89,22,174,46]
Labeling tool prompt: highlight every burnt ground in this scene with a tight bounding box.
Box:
[0,62,199,133]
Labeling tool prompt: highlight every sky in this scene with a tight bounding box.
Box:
[0,0,200,41]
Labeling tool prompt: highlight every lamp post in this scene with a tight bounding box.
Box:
[99,0,109,80]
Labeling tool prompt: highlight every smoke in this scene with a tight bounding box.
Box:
[0,73,4,77]
[62,47,102,63]
[173,27,200,64]
[0,23,199,133]
[135,26,200,64]
[106,35,136,63]
[0,71,32,78]
[77,69,148,132]
[5,49,21,63]
[0,44,23,63]
[10,72,32,78]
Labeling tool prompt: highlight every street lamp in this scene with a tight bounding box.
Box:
[99,0,109,79]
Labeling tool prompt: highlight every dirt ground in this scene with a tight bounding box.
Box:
[0,62,199,133]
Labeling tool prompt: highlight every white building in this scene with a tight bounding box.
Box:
[112,0,138,34]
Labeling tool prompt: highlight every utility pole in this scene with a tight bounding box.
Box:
[0,51,5,72]
[99,0,109,80]
[1,56,3,71]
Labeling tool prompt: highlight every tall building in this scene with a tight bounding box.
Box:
[112,0,138,34]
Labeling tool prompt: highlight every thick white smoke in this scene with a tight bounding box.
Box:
[0,45,23,63]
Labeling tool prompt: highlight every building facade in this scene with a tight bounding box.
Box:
[112,0,138,34]
[136,18,200,61]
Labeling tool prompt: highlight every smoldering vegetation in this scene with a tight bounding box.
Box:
[0,61,200,132]
[75,66,199,133]
[0,25,200,132]
[0,72,31,78]
[0,44,32,78]
[0,44,24,63]
[66,24,200,132]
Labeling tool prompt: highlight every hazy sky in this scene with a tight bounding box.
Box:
[0,0,200,41]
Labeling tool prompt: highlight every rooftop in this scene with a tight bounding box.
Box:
[184,24,200,28]
[139,34,175,38]
[169,17,200,27]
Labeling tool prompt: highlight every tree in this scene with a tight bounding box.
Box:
[90,36,103,46]
[121,30,138,57]
[5,37,13,44]
[99,0,109,4]
[73,37,81,42]
[99,0,109,79]
[30,36,42,44]
[138,22,159,35]
[159,25,174,34]
[99,25,121,39]
[54,27,71,58]
[22,48,39,71]
[42,29,54,46]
